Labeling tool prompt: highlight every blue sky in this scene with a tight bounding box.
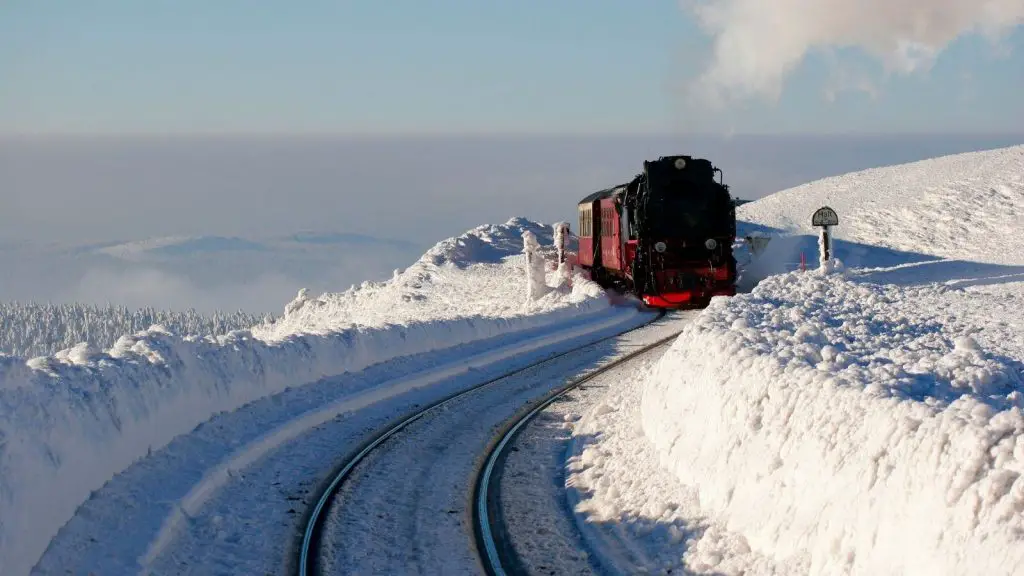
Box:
[3,0,1022,135]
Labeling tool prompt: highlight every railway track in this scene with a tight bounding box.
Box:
[472,330,683,576]
[295,310,668,576]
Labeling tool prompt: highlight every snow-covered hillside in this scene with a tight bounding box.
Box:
[737,145,1024,285]
[571,145,1024,575]
[253,218,588,339]
[741,145,1024,264]
[0,217,614,576]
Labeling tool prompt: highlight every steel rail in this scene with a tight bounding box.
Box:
[296,310,666,576]
[472,330,682,576]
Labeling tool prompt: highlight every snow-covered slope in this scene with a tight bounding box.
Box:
[0,217,613,576]
[740,145,1024,265]
[252,218,589,339]
[734,145,1024,289]
[572,146,1024,575]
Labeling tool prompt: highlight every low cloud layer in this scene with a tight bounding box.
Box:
[684,0,1024,102]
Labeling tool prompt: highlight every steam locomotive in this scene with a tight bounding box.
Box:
[576,155,737,308]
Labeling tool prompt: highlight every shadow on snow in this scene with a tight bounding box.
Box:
[737,220,1024,290]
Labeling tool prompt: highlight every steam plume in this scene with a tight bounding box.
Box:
[683,0,1024,103]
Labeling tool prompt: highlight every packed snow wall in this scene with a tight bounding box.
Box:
[641,268,1024,575]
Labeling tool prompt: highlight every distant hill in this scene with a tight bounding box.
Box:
[0,232,426,314]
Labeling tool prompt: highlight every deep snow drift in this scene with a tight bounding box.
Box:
[562,145,1024,574]
[642,268,1024,574]
[630,145,1024,574]
[0,217,610,576]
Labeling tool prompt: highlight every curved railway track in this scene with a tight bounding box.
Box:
[296,310,667,576]
[472,330,683,576]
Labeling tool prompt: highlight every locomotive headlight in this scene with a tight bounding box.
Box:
[705,238,718,250]
[654,241,667,253]
[674,158,687,169]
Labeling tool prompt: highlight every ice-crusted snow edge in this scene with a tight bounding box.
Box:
[0,219,609,576]
[641,269,1024,575]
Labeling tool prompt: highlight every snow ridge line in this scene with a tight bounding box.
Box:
[473,325,681,576]
[138,305,646,572]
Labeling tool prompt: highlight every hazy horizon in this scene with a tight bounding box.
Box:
[5,132,1022,247]
[3,132,1022,313]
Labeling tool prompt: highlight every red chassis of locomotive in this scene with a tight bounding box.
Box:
[576,155,738,309]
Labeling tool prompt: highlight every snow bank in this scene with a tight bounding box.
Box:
[641,268,1024,574]
[250,217,595,339]
[422,216,572,268]
[0,218,611,576]
[567,343,803,575]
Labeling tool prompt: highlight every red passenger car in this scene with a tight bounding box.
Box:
[576,155,737,308]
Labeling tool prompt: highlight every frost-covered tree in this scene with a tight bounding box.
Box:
[0,302,269,358]
[522,230,550,302]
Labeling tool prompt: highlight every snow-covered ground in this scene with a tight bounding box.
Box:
[568,145,1024,575]
[569,343,801,575]
[1,217,620,576]
[315,311,678,575]
[36,303,648,576]
[497,313,701,575]
[11,143,1024,575]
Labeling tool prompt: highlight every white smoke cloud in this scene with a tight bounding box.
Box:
[683,0,1024,103]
